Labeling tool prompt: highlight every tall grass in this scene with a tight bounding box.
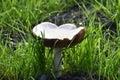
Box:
[0,0,120,80]
[73,0,120,79]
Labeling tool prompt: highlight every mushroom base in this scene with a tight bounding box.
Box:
[53,48,63,77]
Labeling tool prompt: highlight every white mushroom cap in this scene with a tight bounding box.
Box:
[32,22,85,48]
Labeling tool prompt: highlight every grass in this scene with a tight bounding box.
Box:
[0,0,120,80]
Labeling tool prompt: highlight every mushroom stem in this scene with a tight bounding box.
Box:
[53,48,62,75]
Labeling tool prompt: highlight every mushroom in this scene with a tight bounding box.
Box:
[32,22,85,76]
